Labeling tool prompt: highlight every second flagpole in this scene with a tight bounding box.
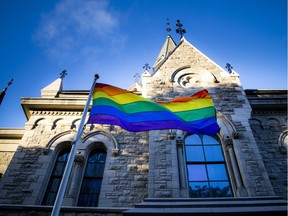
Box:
[51,74,99,216]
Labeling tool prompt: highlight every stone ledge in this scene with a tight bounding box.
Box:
[0,204,128,215]
[123,196,287,216]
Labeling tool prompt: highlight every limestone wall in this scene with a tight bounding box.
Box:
[143,39,275,198]
[0,110,149,207]
[250,112,287,199]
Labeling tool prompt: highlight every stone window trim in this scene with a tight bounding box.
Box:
[81,130,119,157]
[39,130,118,206]
[175,113,248,197]
[67,130,117,206]
[278,130,288,154]
[67,142,107,206]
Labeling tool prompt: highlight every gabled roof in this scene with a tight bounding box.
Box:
[153,35,177,72]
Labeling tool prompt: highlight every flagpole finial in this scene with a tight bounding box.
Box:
[0,78,13,106]
[7,79,13,87]
[3,79,13,92]
[94,74,100,80]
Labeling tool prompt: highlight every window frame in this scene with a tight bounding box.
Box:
[42,147,71,205]
[77,147,107,207]
[184,134,233,198]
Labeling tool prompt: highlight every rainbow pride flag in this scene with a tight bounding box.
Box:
[87,83,220,135]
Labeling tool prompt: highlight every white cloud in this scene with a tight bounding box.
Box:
[34,0,124,63]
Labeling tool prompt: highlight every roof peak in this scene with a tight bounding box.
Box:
[153,34,177,72]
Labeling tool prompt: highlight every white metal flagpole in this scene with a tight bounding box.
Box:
[51,74,99,216]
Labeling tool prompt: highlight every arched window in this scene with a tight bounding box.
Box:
[42,148,70,205]
[184,134,233,198]
[78,148,107,207]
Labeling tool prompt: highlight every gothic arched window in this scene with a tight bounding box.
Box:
[42,148,70,205]
[78,148,107,207]
[184,134,233,198]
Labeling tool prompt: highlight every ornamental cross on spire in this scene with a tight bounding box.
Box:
[176,19,186,38]
[225,63,233,74]
[60,69,67,79]
[134,73,140,83]
[143,63,150,71]
[166,18,171,35]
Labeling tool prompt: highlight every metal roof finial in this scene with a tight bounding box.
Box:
[60,69,67,79]
[225,63,233,74]
[176,19,186,39]
[166,18,171,35]
[143,63,150,71]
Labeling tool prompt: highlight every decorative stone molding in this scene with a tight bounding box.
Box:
[112,148,119,157]
[278,130,287,154]
[45,130,76,150]
[74,150,85,166]
[224,138,233,148]
[176,139,184,147]
[232,132,239,139]
[82,130,119,153]
[31,110,83,116]
[31,118,45,129]
[168,132,176,140]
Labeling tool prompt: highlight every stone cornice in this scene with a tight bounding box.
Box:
[21,97,89,119]
[245,89,287,111]
[0,128,25,139]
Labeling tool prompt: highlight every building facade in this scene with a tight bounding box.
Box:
[0,33,287,215]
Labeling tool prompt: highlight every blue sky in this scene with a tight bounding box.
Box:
[0,0,287,127]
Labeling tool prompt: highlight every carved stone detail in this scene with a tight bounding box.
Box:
[112,148,119,157]
[31,110,83,116]
[176,139,184,147]
[74,151,85,165]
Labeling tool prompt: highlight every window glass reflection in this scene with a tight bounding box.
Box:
[185,146,204,162]
[189,182,209,198]
[187,165,207,181]
[207,164,228,181]
[210,181,232,197]
[185,134,202,145]
[202,135,219,145]
[204,146,224,161]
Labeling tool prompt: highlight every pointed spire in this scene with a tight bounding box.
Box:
[176,19,186,39]
[0,79,13,106]
[41,70,65,98]
[153,20,177,72]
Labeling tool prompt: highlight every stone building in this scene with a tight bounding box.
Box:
[0,28,287,215]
